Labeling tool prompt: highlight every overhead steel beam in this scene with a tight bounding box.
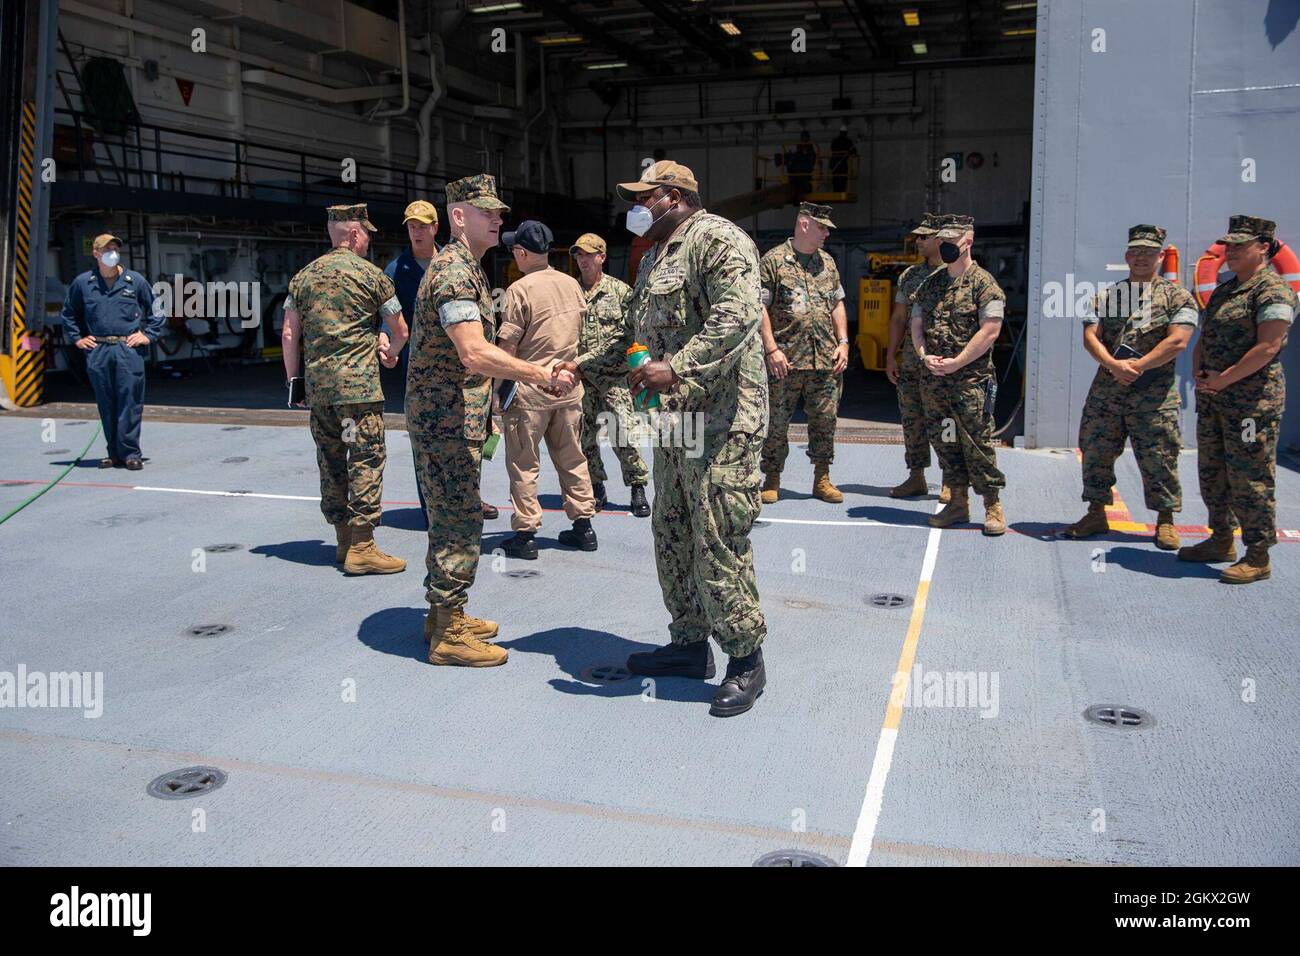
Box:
[632,0,735,68]
[848,0,890,60]
[529,0,662,72]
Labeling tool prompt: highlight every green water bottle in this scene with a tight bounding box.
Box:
[626,342,660,411]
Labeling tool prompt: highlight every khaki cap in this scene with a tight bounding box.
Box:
[616,160,699,201]
[571,233,606,255]
[327,203,377,233]
[403,200,439,225]
[92,233,123,252]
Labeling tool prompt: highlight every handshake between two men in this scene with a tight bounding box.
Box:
[545,357,678,399]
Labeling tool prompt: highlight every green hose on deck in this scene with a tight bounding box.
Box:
[0,422,103,526]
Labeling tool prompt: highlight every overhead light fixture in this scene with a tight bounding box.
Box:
[537,35,584,46]
[1003,28,1036,36]
[584,61,628,70]
[912,41,928,54]
[1004,2,1037,9]
[902,9,920,27]
[469,2,523,13]
[751,49,769,61]
[719,21,741,36]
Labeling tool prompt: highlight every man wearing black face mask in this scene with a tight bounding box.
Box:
[909,214,1008,535]
[566,160,769,718]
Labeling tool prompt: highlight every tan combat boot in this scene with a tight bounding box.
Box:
[334,524,350,563]
[423,609,499,643]
[761,472,781,505]
[1177,531,1237,563]
[983,494,1007,537]
[889,469,928,498]
[812,464,844,503]
[939,484,952,504]
[928,486,969,527]
[1153,511,1180,551]
[342,525,407,575]
[1062,502,1109,540]
[1219,545,1270,584]
[427,606,508,667]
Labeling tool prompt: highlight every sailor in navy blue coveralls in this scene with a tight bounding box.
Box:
[60,235,166,469]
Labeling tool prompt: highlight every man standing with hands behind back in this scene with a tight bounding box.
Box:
[282,202,407,575]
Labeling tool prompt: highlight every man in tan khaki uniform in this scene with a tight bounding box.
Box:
[497,220,598,560]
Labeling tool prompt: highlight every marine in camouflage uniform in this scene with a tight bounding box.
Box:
[1063,225,1198,549]
[614,160,769,717]
[406,177,504,622]
[570,233,650,507]
[1179,214,1297,583]
[285,202,406,574]
[758,202,848,503]
[910,213,1008,534]
[889,214,944,498]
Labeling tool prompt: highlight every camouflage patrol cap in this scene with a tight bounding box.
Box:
[798,202,836,228]
[91,233,123,252]
[616,160,699,201]
[1126,224,1167,249]
[570,233,606,255]
[1218,214,1276,245]
[910,213,942,236]
[934,213,975,240]
[446,174,510,211]
[403,199,439,225]
[326,203,377,233]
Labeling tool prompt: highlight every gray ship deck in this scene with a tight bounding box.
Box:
[1,410,1297,866]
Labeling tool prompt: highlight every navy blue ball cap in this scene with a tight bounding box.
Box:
[502,220,553,253]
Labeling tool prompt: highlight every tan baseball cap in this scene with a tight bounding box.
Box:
[92,233,123,252]
[571,233,606,255]
[616,160,699,201]
[403,200,439,225]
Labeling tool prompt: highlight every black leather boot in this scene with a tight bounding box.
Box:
[710,648,766,717]
[502,532,538,560]
[558,517,598,551]
[626,640,715,679]
[630,484,650,518]
[592,482,607,512]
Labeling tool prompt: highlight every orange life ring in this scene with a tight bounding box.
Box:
[1195,239,1300,307]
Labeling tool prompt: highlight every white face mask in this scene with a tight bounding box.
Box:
[625,193,671,237]
[100,249,121,268]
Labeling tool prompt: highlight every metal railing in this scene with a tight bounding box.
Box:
[754,146,860,195]
[53,107,467,210]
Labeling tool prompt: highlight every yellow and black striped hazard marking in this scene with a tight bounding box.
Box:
[2,99,43,407]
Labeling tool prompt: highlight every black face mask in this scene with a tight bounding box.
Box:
[939,241,962,264]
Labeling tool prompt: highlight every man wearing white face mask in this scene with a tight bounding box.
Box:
[60,233,166,469]
[599,160,770,718]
